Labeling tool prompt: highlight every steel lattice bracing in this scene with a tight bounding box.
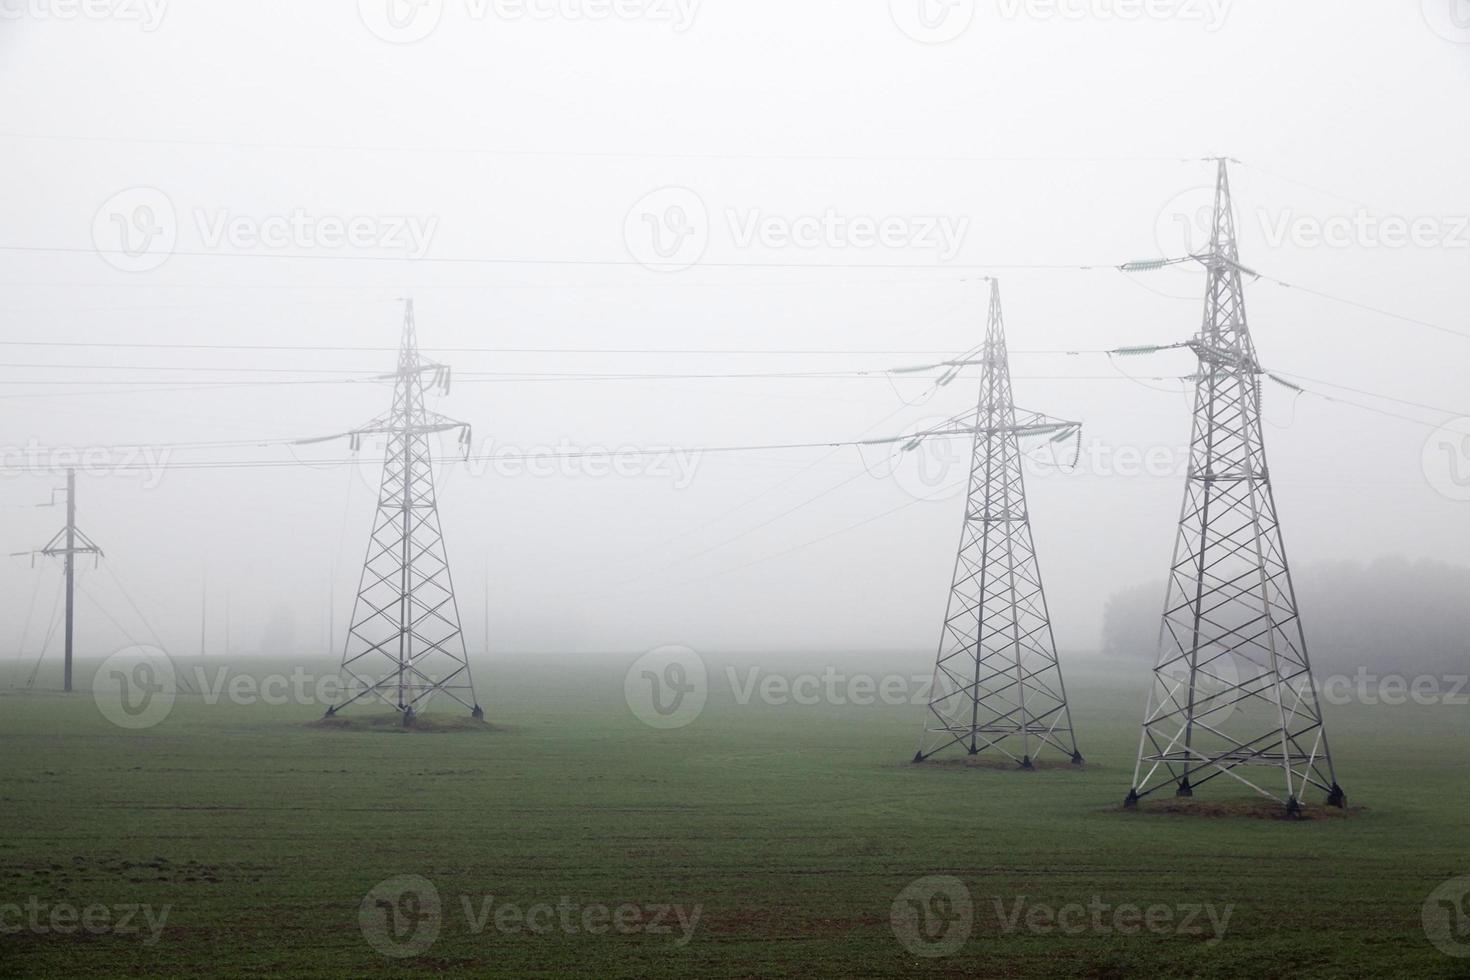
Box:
[325,300,482,722]
[914,281,1083,768]
[1126,160,1343,814]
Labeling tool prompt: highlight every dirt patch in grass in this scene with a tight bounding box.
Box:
[306,714,503,735]
[1122,798,1363,821]
[695,907,885,937]
[918,756,1091,772]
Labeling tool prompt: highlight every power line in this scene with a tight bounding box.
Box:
[0,339,1109,356]
[1252,272,1470,344]
[0,131,1194,166]
[0,428,999,476]
[0,244,1111,272]
[0,373,1182,399]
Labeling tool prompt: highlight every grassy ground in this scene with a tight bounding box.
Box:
[0,653,1466,978]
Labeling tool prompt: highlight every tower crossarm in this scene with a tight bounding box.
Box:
[40,527,103,559]
[904,408,1078,448]
[1187,339,1262,376]
[297,413,472,457]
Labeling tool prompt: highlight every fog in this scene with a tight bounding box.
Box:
[2,3,1468,668]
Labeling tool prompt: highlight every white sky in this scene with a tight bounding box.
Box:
[1,1,1468,662]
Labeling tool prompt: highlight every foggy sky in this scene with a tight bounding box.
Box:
[2,2,1468,665]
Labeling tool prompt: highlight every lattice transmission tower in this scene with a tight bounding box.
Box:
[322,300,483,723]
[1126,159,1344,815]
[914,280,1084,768]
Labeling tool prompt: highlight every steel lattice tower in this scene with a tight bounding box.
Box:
[1125,160,1344,815]
[914,280,1083,768]
[324,300,483,723]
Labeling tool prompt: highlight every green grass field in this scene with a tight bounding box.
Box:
[1,652,1467,978]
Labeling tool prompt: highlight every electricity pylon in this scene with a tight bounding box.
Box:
[914,280,1084,768]
[18,470,103,692]
[321,299,483,723]
[1126,159,1344,815]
